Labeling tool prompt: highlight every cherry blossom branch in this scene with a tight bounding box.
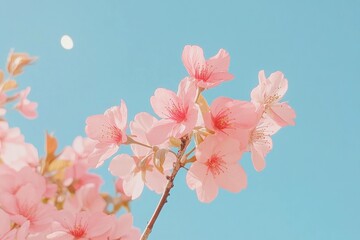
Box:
[140,135,191,240]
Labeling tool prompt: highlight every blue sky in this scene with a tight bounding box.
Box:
[1,0,359,239]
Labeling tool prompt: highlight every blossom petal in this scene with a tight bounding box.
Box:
[147,119,174,145]
[196,172,218,203]
[172,107,197,138]
[88,144,119,168]
[87,213,114,237]
[85,115,108,140]
[123,173,144,200]
[150,88,178,119]
[207,49,230,73]
[186,162,206,190]
[177,77,197,105]
[15,220,30,240]
[187,162,218,203]
[109,154,135,178]
[182,45,206,77]
[215,163,247,192]
[267,71,288,99]
[195,136,217,163]
[15,87,38,119]
[251,70,267,103]
[145,168,167,194]
[105,100,128,131]
[111,213,133,238]
[215,137,242,164]
[250,144,266,172]
[46,231,72,240]
[130,112,157,137]
[130,112,157,156]
[267,103,296,126]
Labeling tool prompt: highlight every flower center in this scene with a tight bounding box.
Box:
[212,108,234,132]
[19,203,37,222]
[249,126,270,147]
[100,123,123,144]
[194,63,213,82]
[70,226,86,238]
[264,94,280,108]
[166,100,188,123]
[69,216,87,238]
[206,154,227,176]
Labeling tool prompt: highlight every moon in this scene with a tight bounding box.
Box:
[60,35,74,50]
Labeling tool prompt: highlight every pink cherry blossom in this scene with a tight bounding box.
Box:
[108,213,141,240]
[246,119,281,172]
[110,112,175,199]
[186,135,247,203]
[48,210,114,240]
[0,183,54,233]
[110,154,164,199]
[0,122,24,162]
[251,70,296,126]
[0,164,56,201]
[0,166,46,197]
[148,77,198,145]
[60,136,97,165]
[63,161,103,191]
[130,111,161,146]
[204,97,258,149]
[182,45,234,89]
[0,121,39,170]
[60,137,102,190]
[15,87,38,119]
[63,184,106,213]
[8,143,39,171]
[85,100,128,167]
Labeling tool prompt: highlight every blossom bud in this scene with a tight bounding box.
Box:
[153,148,169,174]
[169,137,182,148]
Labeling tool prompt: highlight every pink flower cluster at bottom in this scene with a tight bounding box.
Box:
[0,51,140,239]
[0,138,140,239]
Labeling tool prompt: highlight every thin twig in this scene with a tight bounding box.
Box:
[185,147,195,157]
[140,135,191,240]
[126,136,152,149]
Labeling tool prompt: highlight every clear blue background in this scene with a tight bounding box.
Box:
[1,0,359,239]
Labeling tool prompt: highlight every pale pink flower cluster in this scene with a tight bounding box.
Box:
[0,52,140,240]
[0,138,140,239]
[0,46,295,239]
[86,45,296,203]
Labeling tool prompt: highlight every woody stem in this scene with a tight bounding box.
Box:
[140,135,191,240]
